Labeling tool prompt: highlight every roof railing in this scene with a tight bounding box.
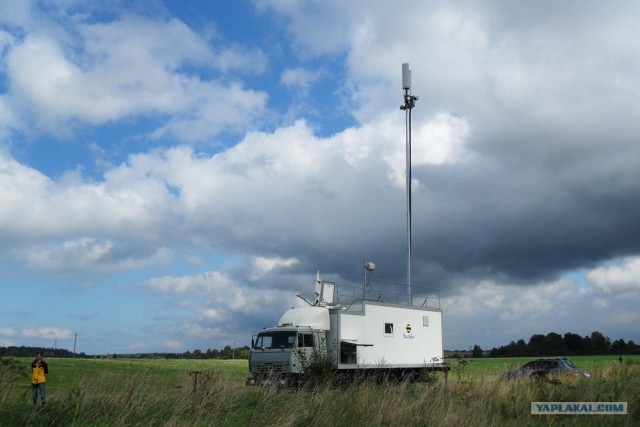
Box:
[332,277,440,309]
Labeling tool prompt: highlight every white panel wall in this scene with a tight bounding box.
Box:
[337,302,443,367]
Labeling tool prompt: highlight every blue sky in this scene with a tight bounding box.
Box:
[2,0,640,355]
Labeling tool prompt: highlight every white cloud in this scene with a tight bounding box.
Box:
[250,256,299,280]
[255,0,355,56]
[182,323,225,339]
[163,340,183,350]
[22,326,74,340]
[211,45,268,74]
[281,67,323,91]
[1,118,384,272]
[0,152,179,242]
[441,267,640,349]
[0,327,17,336]
[147,271,233,294]
[200,308,223,321]
[18,238,172,273]
[586,257,640,294]
[384,113,471,189]
[2,14,268,139]
[146,263,297,339]
[442,277,588,331]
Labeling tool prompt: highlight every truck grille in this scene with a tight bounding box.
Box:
[254,363,285,373]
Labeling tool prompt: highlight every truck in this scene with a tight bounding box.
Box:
[247,263,449,385]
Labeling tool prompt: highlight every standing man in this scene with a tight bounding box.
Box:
[31,352,48,407]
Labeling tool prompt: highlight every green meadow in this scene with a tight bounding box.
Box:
[1,356,638,426]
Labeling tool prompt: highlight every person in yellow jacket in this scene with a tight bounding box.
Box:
[31,352,48,407]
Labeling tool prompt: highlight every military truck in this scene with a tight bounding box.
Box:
[247,263,448,385]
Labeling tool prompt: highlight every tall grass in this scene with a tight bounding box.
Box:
[1,357,637,426]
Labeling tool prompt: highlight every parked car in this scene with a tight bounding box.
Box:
[500,358,591,380]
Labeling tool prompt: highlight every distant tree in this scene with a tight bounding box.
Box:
[482,330,635,358]
[528,334,547,356]
[235,346,250,359]
[611,339,627,353]
[564,332,584,354]
[471,345,483,358]
[514,339,527,356]
[545,332,565,355]
[490,339,526,357]
[587,331,611,354]
[627,341,640,354]
[220,345,233,359]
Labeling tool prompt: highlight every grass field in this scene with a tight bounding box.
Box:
[1,355,638,426]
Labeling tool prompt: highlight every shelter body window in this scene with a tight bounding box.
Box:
[384,323,394,336]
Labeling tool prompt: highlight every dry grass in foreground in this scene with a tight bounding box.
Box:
[0,358,637,426]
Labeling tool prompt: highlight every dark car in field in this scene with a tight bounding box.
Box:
[500,358,591,380]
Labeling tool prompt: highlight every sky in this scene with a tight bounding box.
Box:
[1,0,640,356]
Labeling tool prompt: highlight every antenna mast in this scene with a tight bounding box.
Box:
[400,63,418,303]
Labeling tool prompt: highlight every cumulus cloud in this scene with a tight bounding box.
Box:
[200,308,223,321]
[443,278,577,323]
[18,238,172,273]
[0,327,17,336]
[281,67,324,91]
[255,0,355,56]
[0,151,180,265]
[441,274,638,349]
[251,256,299,280]
[1,12,268,139]
[384,112,471,189]
[147,271,233,294]
[147,268,293,314]
[22,326,74,340]
[586,257,640,294]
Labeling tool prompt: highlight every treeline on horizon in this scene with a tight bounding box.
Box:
[0,345,251,360]
[481,331,640,358]
[3,331,639,360]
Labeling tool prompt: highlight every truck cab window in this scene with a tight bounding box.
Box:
[254,331,296,349]
[298,333,314,348]
[254,335,271,348]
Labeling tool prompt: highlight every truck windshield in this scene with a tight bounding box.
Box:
[254,331,296,349]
